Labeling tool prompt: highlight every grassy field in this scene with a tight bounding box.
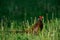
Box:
[0,17,60,40]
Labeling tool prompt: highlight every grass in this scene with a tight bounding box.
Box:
[0,17,60,40]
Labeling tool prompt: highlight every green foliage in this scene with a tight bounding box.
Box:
[0,17,60,40]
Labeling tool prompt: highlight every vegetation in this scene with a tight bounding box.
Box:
[0,0,60,40]
[0,17,60,40]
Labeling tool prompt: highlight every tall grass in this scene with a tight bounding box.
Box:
[0,17,60,40]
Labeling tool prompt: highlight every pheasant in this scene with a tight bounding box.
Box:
[24,16,43,34]
[6,16,43,34]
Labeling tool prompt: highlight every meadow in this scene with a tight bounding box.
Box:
[0,0,60,40]
[0,17,60,40]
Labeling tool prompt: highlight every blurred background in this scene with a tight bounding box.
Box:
[0,0,60,40]
[0,0,60,22]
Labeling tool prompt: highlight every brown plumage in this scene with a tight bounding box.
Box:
[6,16,43,34]
[25,16,43,34]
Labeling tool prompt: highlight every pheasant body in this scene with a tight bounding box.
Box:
[25,16,43,34]
[6,16,43,34]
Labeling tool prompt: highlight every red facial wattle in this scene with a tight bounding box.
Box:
[39,16,43,20]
